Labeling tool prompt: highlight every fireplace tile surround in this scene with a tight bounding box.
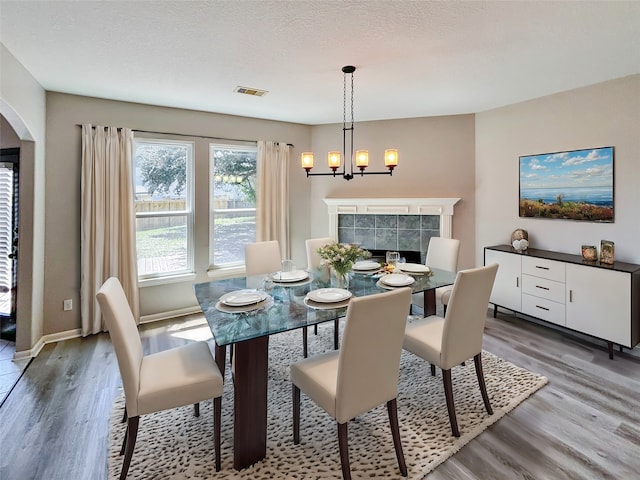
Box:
[324,198,461,264]
[338,214,439,263]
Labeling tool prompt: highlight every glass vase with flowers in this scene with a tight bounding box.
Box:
[316,242,370,288]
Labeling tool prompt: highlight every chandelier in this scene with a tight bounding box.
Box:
[301,65,398,181]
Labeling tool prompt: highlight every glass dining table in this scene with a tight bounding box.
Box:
[194,266,456,471]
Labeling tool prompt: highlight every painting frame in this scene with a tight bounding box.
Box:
[519,146,614,222]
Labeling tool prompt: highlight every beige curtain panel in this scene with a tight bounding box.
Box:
[81,124,139,336]
[256,140,290,259]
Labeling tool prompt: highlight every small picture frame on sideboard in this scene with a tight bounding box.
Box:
[600,240,615,265]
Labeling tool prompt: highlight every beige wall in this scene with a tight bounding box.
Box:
[0,43,46,354]
[476,74,640,265]
[307,114,477,269]
[1,116,20,147]
[45,93,312,333]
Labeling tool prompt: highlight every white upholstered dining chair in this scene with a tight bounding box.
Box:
[403,263,498,437]
[304,237,338,355]
[291,287,412,480]
[97,277,224,479]
[305,237,333,269]
[235,240,285,363]
[244,240,282,276]
[411,236,460,316]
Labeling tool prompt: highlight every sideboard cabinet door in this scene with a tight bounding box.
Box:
[485,249,521,312]
[566,264,631,346]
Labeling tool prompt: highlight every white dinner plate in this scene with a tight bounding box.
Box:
[307,288,352,303]
[303,297,351,310]
[215,296,272,313]
[271,270,309,283]
[352,260,381,271]
[380,273,415,287]
[220,289,268,306]
[397,263,431,274]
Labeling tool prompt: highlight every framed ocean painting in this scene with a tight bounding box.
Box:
[519,146,614,222]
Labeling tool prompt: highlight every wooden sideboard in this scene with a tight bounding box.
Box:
[484,245,640,359]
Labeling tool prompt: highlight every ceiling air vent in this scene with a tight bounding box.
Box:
[234,86,268,97]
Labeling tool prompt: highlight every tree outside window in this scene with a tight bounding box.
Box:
[134,140,193,278]
[210,145,257,267]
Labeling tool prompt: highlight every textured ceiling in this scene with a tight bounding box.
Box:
[1,1,639,125]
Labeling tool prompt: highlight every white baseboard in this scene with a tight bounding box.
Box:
[139,306,202,324]
[13,339,44,360]
[13,307,202,359]
[13,327,82,359]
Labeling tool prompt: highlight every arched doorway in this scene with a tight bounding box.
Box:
[0,104,39,356]
[0,147,19,341]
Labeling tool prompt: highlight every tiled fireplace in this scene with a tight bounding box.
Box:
[324,198,460,263]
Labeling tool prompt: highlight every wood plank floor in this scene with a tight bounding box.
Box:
[0,310,638,479]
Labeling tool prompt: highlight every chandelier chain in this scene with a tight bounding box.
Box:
[343,71,347,127]
[350,71,354,127]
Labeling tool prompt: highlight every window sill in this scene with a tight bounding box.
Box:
[138,273,197,288]
[207,265,245,280]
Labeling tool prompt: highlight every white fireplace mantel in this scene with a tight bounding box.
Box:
[324,197,461,239]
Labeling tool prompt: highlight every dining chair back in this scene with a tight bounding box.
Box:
[305,237,333,269]
[97,277,224,478]
[291,287,412,479]
[403,263,498,437]
[412,236,461,315]
[245,240,282,276]
[98,278,145,417]
[440,263,498,368]
[303,237,335,356]
[335,289,410,423]
[425,236,460,272]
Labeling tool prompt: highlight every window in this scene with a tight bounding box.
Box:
[134,139,194,278]
[209,144,257,268]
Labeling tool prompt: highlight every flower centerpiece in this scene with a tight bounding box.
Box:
[317,242,370,287]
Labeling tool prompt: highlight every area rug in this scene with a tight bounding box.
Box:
[108,318,548,479]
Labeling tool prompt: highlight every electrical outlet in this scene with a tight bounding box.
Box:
[63,299,73,311]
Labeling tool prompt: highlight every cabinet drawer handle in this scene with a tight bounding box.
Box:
[516,277,519,288]
[535,265,550,270]
[569,290,573,302]
[535,285,549,291]
[535,305,550,311]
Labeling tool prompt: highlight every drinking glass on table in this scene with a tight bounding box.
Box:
[281,259,294,272]
[386,251,400,268]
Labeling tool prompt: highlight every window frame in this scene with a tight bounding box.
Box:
[208,143,258,270]
[133,137,195,280]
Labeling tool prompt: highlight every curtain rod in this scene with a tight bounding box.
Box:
[76,124,294,147]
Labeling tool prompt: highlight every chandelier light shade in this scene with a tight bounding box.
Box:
[302,65,398,180]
